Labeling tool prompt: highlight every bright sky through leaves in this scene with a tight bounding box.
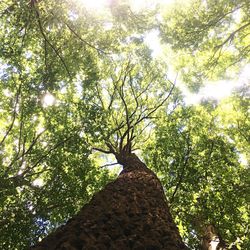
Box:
[78,0,109,11]
[76,0,248,104]
[42,92,55,107]
[181,64,250,105]
[144,30,249,105]
[78,0,176,12]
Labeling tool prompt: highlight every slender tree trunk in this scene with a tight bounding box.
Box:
[31,154,188,249]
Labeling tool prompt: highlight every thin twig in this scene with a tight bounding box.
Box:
[92,147,112,154]
[21,136,72,177]
[170,133,192,205]
[215,21,250,49]
[100,162,119,168]
[63,21,107,54]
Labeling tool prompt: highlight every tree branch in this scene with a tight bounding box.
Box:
[63,21,107,54]
[100,162,119,168]
[21,136,72,177]
[33,6,71,78]
[170,133,192,205]
[92,147,113,154]
[0,84,21,146]
[215,21,250,49]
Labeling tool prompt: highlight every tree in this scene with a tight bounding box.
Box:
[28,35,188,248]
[31,148,188,249]
[0,0,249,249]
[0,0,121,248]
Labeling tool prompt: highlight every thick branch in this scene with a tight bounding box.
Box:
[215,21,250,49]
[92,147,112,154]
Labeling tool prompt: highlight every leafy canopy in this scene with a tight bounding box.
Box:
[0,0,249,249]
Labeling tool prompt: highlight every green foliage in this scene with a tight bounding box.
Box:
[144,102,249,249]
[0,0,249,249]
[160,0,250,89]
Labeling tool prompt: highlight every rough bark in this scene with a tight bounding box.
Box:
[201,224,228,250]
[31,153,188,250]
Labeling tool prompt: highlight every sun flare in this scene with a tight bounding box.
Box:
[77,0,176,12]
[79,0,109,11]
[42,92,55,107]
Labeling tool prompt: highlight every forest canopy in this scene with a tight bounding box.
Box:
[0,0,249,249]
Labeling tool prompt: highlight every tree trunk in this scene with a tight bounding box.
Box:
[201,224,228,250]
[31,154,188,249]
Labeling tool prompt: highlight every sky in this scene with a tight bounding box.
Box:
[180,64,250,105]
[78,0,176,12]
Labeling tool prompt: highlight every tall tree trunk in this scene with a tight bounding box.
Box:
[31,154,188,249]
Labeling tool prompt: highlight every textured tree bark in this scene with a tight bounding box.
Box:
[31,153,188,250]
[201,224,228,250]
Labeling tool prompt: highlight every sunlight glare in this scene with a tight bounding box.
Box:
[180,80,241,105]
[79,0,109,11]
[144,29,162,58]
[42,92,55,107]
[179,63,249,106]
[79,0,176,13]
[239,154,248,166]
[33,178,44,187]
[129,0,175,12]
